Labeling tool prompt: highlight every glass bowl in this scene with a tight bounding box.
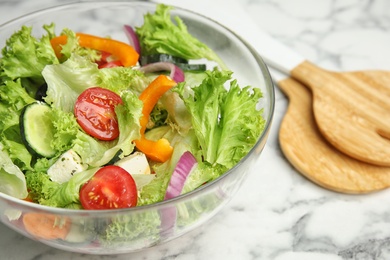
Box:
[0,1,274,255]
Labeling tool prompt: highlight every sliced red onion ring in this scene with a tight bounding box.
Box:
[123,24,141,55]
[139,62,185,83]
[164,151,198,200]
[159,206,177,238]
[160,151,197,237]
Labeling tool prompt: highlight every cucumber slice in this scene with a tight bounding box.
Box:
[176,63,207,71]
[140,54,188,66]
[140,54,206,71]
[20,102,56,158]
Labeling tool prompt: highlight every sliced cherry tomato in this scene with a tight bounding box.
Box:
[95,51,111,67]
[74,87,123,141]
[99,60,123,69]
[80,165,137,210]
[96,51,123,68]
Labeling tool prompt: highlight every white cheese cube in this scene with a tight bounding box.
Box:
[115,152,154,190]
[47,150,87,184]
[115,152,151,175]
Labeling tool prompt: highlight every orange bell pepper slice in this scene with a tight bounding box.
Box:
[50,33,139,67]
[135,75,177,162]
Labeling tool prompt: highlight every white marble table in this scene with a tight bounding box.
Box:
[1,0,390,259]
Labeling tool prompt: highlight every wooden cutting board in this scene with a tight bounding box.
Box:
[288,62,390,167]
[278,75,390,194]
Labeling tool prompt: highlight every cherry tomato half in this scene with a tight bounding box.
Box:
[96,51,123,68]
[99,60,123,69]
[74,87,123,141]
[95,51,111,67]
[80,165,137,210]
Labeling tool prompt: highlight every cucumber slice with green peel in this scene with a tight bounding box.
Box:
[20,102,56,158]
[140,54,207,71]
[140,54,188,66]
[176,63,207,71]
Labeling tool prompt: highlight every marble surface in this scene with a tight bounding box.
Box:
[1,0,390,259]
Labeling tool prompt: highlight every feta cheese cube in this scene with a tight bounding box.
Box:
[115,152,154,190]
[115,152,151,175]
[47,150,87,184]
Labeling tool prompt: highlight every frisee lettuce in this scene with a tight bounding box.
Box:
[26,167,98,208]
[0,24,59,96]
[136,4,227,69]
[175,68,265,169]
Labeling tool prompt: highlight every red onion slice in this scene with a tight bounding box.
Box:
[123,25,141,55]
[139,62,185,83]
[159,206,176,238]
[164,151,197,200]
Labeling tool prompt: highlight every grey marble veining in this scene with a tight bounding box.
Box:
[1,0,390,259]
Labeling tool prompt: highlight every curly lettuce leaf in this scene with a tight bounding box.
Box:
[0,24,59,95]
[175,68,265,169]
[26,167,97,208]
[175,69,229,164]
[99,66,150,96]
[216,80,265,168]
[55,28,100,63]
[0,79,36,111]
[99,211,161,247]
[136,4,227,69]
[48,107,80,153]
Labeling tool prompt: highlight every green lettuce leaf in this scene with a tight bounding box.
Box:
[26,167,98,208]
[42,55,100,112]
[136,4,227,69]
[175,68,265,169]
[2,139,33,172]
[0,79,36,111]
[48,107,80,153]
[0,143,28,199]
[216,80,265,168]
[99,66,150,96]
[0,80,36,171]
[0,25,58,95]
[42,54,149,113]
[99,211,161,247]
[55,28,100,63]
[175,69,229,164]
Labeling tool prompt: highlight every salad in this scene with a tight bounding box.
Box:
[0,4,266,212]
